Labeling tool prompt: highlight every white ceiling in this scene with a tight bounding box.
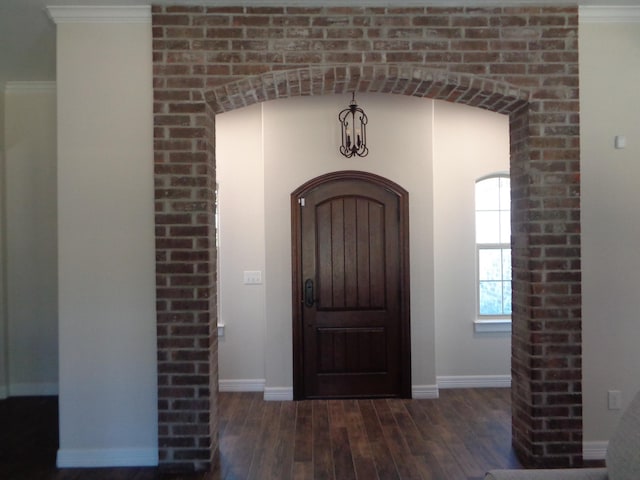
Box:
[1,0,639,88]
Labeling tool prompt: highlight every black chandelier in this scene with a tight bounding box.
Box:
[338,92,368,158]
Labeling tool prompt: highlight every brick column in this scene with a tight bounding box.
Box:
[511,101,583,467]
[153,52,218,468]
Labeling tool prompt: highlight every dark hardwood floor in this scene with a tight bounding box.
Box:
[1,388,522,480]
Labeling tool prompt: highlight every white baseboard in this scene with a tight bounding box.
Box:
[217,377,509,399]
[218,379,293,400]
[264,387,293,401]
[57,448,158,468]
[9,382,59,396]
[412,384,439,399]
[219,379,265,392]
[437,375,511,389]
[583,441,608,461]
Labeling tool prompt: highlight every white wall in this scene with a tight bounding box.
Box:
[581,19,640,447]
[216,94,512,397]
[0,91,4,147]
[433,101,511,383]
[4,83,58,396]
[0,91,7,398]
[216,103,266,389]
[55,17,157,467]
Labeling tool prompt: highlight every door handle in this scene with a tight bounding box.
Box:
[304,278,315,307]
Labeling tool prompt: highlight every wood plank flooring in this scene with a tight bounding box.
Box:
[1,389,522,480]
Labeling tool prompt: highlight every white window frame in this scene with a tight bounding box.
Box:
[473,173,511,334]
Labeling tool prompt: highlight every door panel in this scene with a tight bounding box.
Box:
[316,328,387,373]
[316,197,385,310]
[292,171,411,399]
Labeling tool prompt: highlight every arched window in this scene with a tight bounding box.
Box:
[475,174,511,318]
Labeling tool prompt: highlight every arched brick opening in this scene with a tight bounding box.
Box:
[153,5,581,472]
[204,65,529,114]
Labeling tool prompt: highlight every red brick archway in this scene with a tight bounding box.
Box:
[153,5,581,471]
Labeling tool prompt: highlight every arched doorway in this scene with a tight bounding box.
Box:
[152,6,582,471]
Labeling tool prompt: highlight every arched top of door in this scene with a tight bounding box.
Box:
[292,170,408,201]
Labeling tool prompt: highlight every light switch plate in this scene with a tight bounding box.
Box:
[243,270,262,285]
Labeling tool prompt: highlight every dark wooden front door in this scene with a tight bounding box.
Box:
[292,171,411,399]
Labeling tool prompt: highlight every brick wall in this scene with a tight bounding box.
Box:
[152,5,582,470]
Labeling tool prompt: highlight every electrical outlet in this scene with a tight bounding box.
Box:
[608,390,622,410]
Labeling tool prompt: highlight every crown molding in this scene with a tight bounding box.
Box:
[5,81,56,93]
[46,6,151,24]
[580,6,640,23]
[42,3,640,24]
[41,0,640,24]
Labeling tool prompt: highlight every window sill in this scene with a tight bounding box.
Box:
[474,318,511,333]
